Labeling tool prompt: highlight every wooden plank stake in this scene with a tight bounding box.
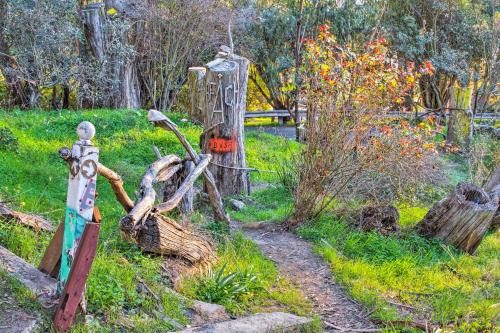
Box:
[39,207,102,279]
[39,221,64,278]
[53,222,100,332]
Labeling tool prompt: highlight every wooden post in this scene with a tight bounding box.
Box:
[59,122,99,287]
[190,48,250,196]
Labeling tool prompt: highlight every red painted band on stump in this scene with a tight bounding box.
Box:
[209,137,237,153]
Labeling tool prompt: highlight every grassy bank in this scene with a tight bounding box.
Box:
[233,182,499,332]
[0,108,308,331]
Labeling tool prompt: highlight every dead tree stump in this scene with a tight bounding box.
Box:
[415,183,499,254]
[188,48,250,196]
[357,206,400,236]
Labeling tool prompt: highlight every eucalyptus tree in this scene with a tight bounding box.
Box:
[0,0,80,109]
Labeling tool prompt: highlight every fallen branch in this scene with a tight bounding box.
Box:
[0,202,53,232]
[148,110,230,223]
[154,155,210,214]
[111,152,216,268]
[373,319,439,331]
[96,163,135,212]
[120,154,181,234]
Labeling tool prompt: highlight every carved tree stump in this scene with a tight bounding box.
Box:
[188,48,250,197]
[415,183,499,254]
[357,206,400,236]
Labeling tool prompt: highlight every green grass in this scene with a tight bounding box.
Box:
[228,179,498,331]
[0,108,309,331]
[297,213,500,332]
[229,185,293,223]
[179,232,312,317]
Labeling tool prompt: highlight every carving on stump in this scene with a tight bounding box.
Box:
[415,183,499,254]
[188,49,250,197]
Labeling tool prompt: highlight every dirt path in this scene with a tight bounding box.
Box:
[232,222,378,332]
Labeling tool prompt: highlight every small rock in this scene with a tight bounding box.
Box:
[229,199,246,211]
[174,312,312,333]
[190,300,230,325]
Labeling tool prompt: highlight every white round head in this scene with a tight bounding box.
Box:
[76,121,96,141]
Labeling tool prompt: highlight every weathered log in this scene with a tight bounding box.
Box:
[161,156,195,217]
[415,183,499,253]
[155,155,210,214]
[135,214,215,267]
[120,155,181,234]
[0,202,53,232]
[113,152,215,267]
[148,110,230,223]
[357,206,400,236]
[180,158,195,216]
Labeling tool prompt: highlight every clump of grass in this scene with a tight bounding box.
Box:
[298,215,500,331]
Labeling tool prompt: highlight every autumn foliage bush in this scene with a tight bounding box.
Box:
[289,26,439,227]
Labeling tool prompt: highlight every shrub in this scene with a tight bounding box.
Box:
[0,127,18,152]
[289,26,439,227]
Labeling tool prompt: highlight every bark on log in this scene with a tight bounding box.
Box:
[135,214,215,267]
[148,110,230,223]
[0,202,53,232]
[415,183,499,253]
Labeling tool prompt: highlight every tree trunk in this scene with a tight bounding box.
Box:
[194,50,250,197]
[484,165,500,230]
[187,67,207,124]
[446,86,456,146]
[293,0,304,142]
[81,2,141,109]
[415,183,499,254]
[81,3,105,62]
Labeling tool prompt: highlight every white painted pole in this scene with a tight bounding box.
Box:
[59,121,99,286]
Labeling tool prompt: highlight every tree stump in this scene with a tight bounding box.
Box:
[188,48,250,196]
[415,183,499,254]
[357,206,400,236]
